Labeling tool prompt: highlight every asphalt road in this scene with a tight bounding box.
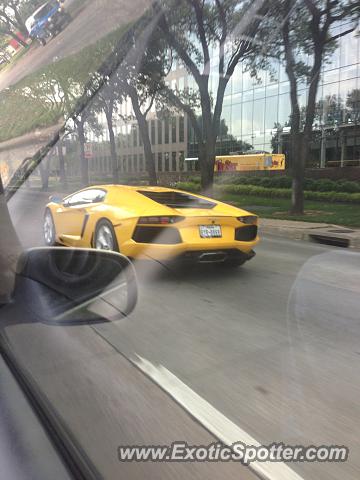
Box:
[5,188,360,480]
[0,0,149,92]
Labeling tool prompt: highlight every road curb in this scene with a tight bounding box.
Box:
[259,222,360,249]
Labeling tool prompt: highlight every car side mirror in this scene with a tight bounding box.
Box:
[49,194,63,204]
[12,248,138,325]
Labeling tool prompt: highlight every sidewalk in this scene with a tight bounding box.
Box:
[259,218,360,249]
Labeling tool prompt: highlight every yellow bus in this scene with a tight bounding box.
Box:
[215,153,285,172]
[185,153,285,172]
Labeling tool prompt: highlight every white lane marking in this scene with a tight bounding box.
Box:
[134,354,305,480]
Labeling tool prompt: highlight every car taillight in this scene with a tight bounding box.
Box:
[138,216,184,224]
[237,215,257,225]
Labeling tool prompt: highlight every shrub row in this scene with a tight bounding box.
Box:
[176,181,201,192]
[214,175,360,193]
[176,182,360,204]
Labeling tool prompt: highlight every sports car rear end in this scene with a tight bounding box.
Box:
[117,188,259,265]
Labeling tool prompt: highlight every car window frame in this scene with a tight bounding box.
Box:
[63,188,107,207]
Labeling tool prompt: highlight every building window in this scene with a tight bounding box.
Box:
[171,117,177,143]
[133,126,138,147]
[157,120,163,144]
[179,151,185,171]
[253,98,265,134]
[179,116,184,142]
[164,153,169,171]
[147,121,150,144]
[157,152,162,171]
[151,120,156,145]
[133,154,138,172]
[165,118,170,144]
[128,154,132,172]
[265,95,278,131]
[139,153,144,171]
[171,152,177,171]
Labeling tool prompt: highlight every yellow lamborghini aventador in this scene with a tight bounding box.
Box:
[44,185,259,266]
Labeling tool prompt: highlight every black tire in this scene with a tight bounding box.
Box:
[39,38,46,46]
[93,219,119,252]
[43,209,56,246]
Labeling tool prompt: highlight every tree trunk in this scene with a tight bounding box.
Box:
[289,106,304,214]
[58,142,67,190]
[282,1,304,214]
[199,141,215,195]
[13,9,29,38]
[39,157,51,191]
[138,115,156,186]
[295,45,323,213]
[77,121,89,186]
[106,112,119,183]
[130,90,157,186]
[290,133,304,213]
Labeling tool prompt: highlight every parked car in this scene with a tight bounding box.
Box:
[25,0,71,46]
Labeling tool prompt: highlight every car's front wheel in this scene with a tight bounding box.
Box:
[43,209,56,246]
[93,219,119,252]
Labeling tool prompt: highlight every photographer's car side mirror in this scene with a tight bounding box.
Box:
[13,248,138,324]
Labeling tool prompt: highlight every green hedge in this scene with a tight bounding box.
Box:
[176,181,200,192]
[214,175,360,193]
[176,182,360,204]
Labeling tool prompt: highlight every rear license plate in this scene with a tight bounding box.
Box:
[199,225,222,238]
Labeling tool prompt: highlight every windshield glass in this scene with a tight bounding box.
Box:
[34,2,57,21]
[1,0,360,479]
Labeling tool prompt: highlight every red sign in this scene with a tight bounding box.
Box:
[84,143,93,159]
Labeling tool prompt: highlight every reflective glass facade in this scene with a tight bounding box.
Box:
[188,21,360,168]
[88,21,360,175]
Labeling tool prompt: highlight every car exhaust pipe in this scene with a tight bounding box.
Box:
[198,252,227,263]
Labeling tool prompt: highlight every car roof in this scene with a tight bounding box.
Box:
[26,2,49,24]
[97,185,182,193]
[63,184,252,216]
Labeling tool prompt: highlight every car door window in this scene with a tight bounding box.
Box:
[64,189,106,207]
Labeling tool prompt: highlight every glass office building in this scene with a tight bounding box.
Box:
[188,20,360,169]
[87,20,360,175]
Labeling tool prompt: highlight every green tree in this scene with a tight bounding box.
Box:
[0,17,28,48]
[0,34,11,63]
[153,0,268,193]
[0,0,29,38]
[94,19,173,186]
[275,0,359,213]
[346,88,360,121]
[94,75,121,183]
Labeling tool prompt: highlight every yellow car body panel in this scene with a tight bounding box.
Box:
[46,185,259,262]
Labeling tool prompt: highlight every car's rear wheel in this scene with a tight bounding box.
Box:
[43,209,56,246]
[93,219,119,252]
[39,38,46,46]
